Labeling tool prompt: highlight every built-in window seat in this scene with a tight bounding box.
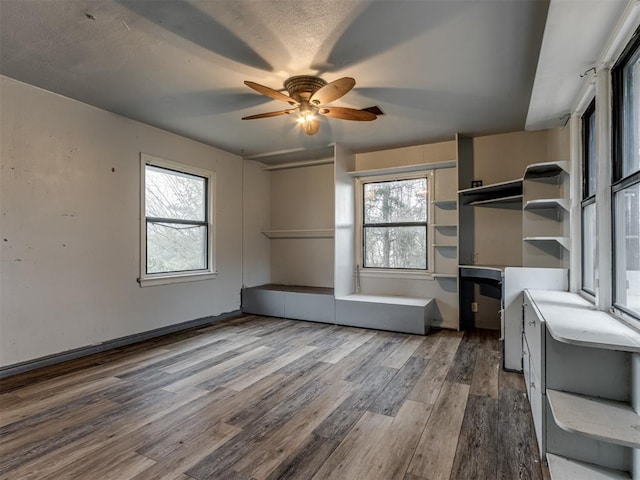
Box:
[241,285,433,335]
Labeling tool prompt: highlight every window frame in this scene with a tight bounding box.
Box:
[611,26,640,321]
[139,153,217,287]
[581,99,597,297]
[355,170,433,276]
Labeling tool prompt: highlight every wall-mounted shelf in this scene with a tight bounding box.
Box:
[459,178,523,198]
[523,198,569,212]
[433,244,457,248]
[547,389,640,449]
[261,229,334,239]
[468,194,523,207]
[546,454,631,480]
[432,199,457,208]
[432,273,457,279]
[522,160,570,268]
[523,236,570,250]
[432,224,457,229]
[523,161,569,179]
[347,160,456,177]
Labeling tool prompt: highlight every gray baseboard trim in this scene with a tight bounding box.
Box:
[0,310,242,379]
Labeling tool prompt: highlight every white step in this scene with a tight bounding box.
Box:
[547,454,630,479]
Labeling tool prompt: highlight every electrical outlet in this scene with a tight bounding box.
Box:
[471,302,478,313]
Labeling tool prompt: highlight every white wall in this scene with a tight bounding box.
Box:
[270,162,334,287]
[0,76,243,367]
[242,160,271,288]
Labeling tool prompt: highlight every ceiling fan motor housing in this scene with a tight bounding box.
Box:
[283,76,327,103]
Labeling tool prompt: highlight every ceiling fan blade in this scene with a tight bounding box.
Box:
[310,77,356,105]
[320,107,377,121]
[242,109,294,120]
[244,81,298,104]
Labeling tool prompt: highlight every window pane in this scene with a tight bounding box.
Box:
[586,108,596,197]
[364,226,427,269]
[614,182,640,316]
[147,222,207,274]
[621,46,640,177]
[364,178,427,224]
[582,202,596,293]
[145,165,206,221]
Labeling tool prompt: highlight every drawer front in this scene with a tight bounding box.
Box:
[523,335,544,458]
[523,293,544,388]
[522,335,531,399]
[528,369,544,458]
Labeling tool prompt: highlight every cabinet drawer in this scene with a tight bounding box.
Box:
[523,291,544,390]
[523,335,531,399]
[528,368,544,458]
[523,336,544,458]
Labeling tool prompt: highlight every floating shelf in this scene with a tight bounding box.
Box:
[523,198,569,212]
[348,160,456,177]
[523,161,569,179]
[469,194,523,207]
[458,178,523,195]
[261,229,334,239]
[547,389,640,449]
[433,244,457,248]
[546,454,630,480]
[432,224,457,229]
[432,273,457,279]
[523,236,570,250]
[432,199,457,208]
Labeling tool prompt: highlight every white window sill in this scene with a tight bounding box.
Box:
[611,307,640,335]
[578,289,596,304]
[358,269,434,280]
[138,271,218,287]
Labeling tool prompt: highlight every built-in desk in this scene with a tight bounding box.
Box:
[459,265,504,282]
[458,265,505,331]
[459,266,568,371]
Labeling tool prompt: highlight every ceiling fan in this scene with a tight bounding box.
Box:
[242,76,378,135]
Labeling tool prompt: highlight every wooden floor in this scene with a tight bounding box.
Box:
[0,315,545,480]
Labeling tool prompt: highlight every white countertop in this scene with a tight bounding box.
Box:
[526,290,640,353]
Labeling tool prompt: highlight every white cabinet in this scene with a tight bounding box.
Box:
[502,267,568,371]
[523,290,546,456]
[523,289,640,479]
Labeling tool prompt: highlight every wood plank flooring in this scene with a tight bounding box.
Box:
[0,315,545,480]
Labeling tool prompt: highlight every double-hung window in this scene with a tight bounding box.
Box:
[612,28,640,320]
[581,100,597,295]
[140,154,216,286]
[359,174,429,270]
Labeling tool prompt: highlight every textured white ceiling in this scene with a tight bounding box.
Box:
[0,0,560,158]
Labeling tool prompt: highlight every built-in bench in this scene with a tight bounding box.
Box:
[335,294,433,335]
[242,285,433,335]
[242,284,336,324]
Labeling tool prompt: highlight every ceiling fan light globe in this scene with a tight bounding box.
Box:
[302,120,320,135]
[297,113,316,123]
